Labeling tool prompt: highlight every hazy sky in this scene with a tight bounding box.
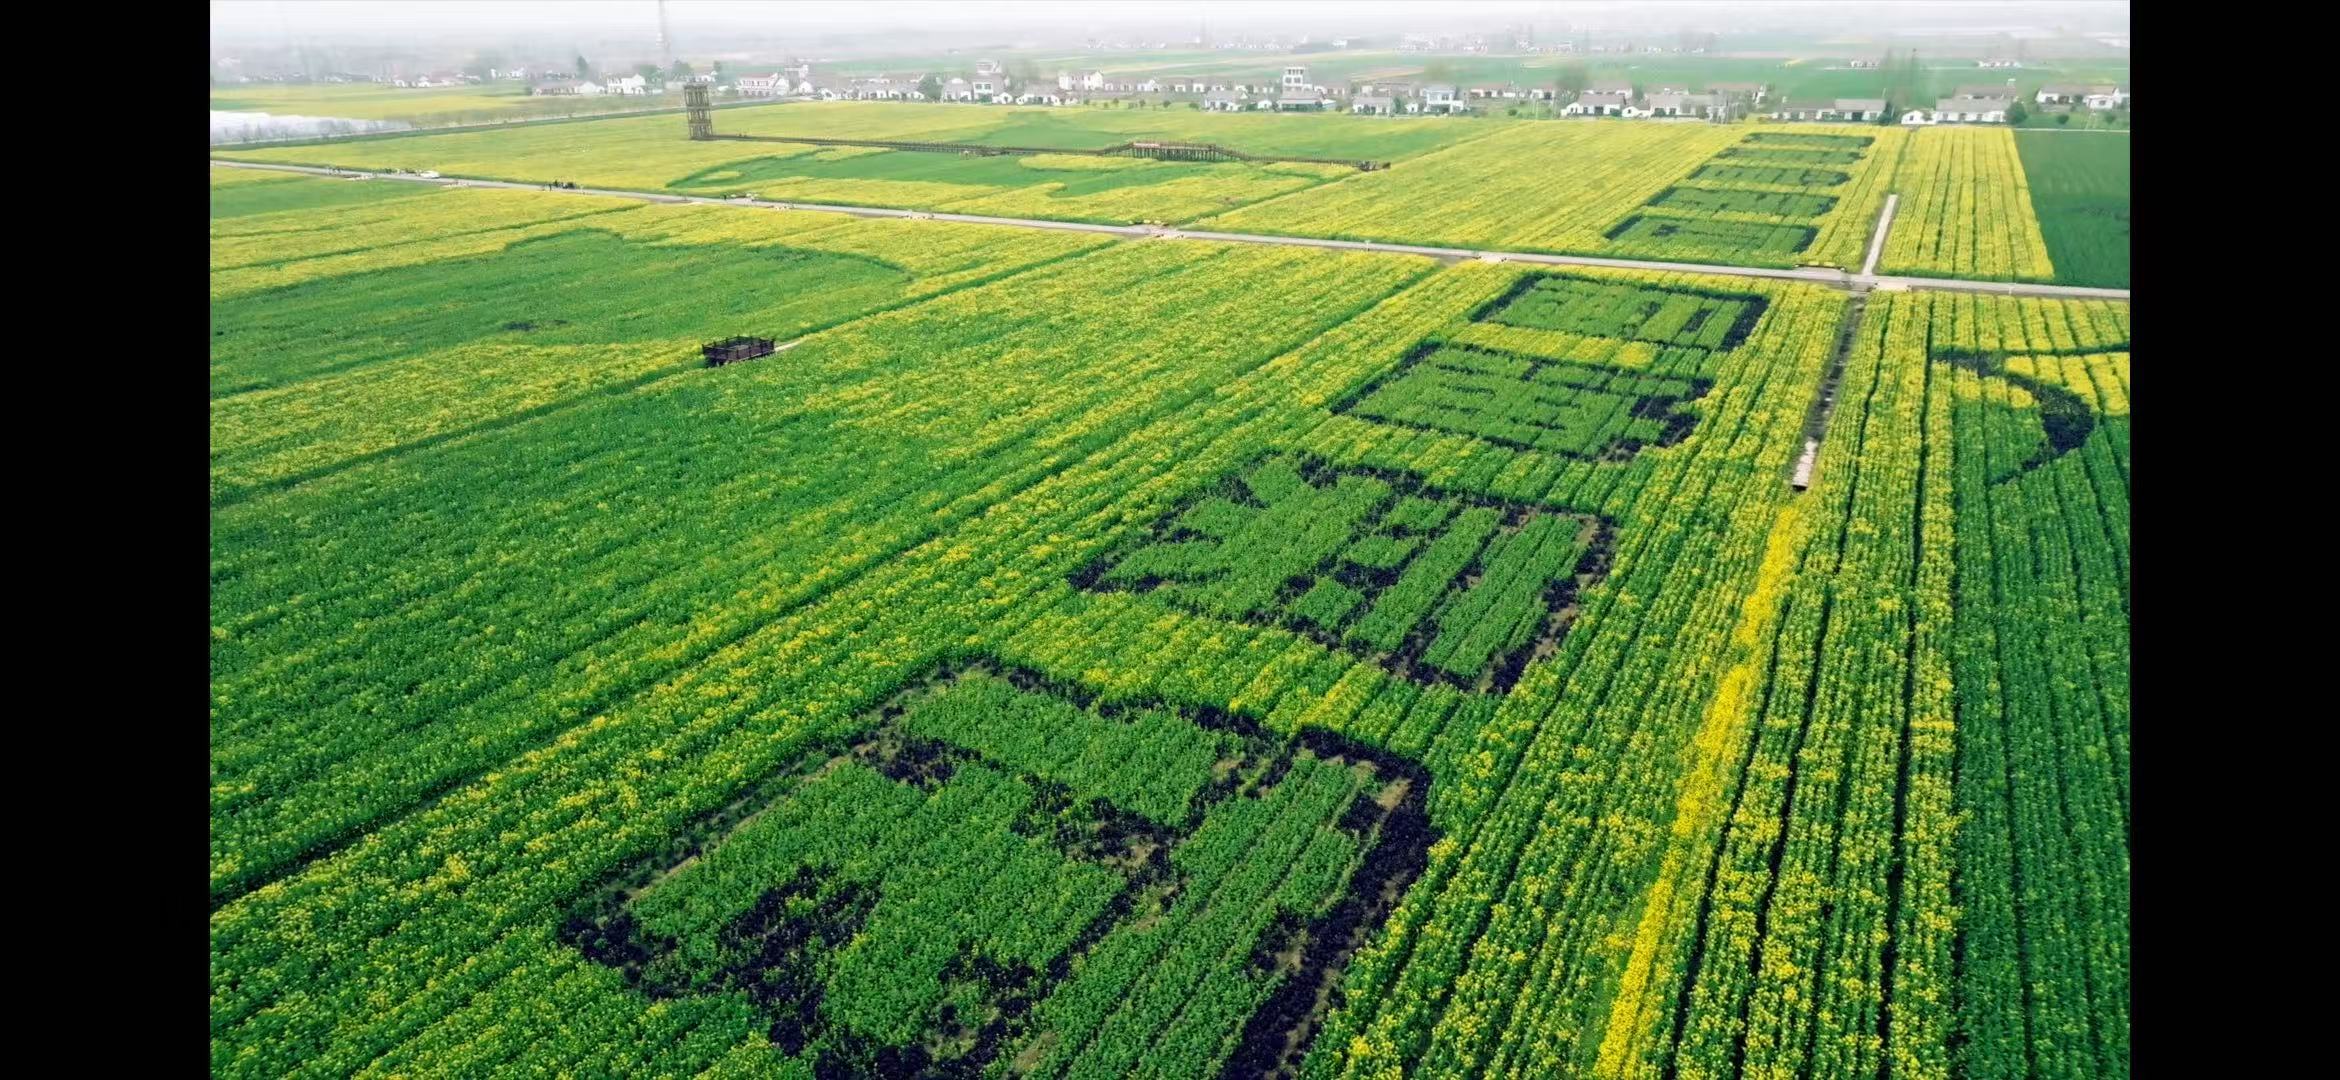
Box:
[212,1,2129,43]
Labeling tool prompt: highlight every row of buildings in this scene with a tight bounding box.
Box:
[1768,95,2011,125]
[2034,83,2130,109]
[523,55,2127,127]
[1766,80,2127,126]
[1558,80,1774,118]
[527,74,661,97]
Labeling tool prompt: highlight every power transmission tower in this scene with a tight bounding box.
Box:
[658,0,674,67]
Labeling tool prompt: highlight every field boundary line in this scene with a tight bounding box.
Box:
[209,158,2130,300]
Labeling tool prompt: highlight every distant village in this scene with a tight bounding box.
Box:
[214,36,2128,128]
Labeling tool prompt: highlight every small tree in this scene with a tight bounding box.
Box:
[637,63,662,87]
[2055,111,2070,126]
[574,54,591,80]
[669,59,692,81]
[712,60,730,85]
[1554,61,1590,100]
[2007,100,2028,124]
[918,73,941,102]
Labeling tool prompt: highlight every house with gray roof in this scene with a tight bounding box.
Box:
[1833,98,1888,121]
[1933,96,2012,122]
[1647,92,1721,118]
[1565,91,1631,116]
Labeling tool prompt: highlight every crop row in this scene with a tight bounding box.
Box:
[1880,126,2058,282]
[1306,279,1846,1078]
[1929,298,2129,1080]
[209,240,1504,1077]
[1085,452,1602,689]
[1340,345,1703,458]
[210,172,2125,1080]
[208,235,1429,907]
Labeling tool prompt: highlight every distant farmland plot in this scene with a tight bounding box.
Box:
[211,81,677,127]
[213,101,1498,224]
[2015,131,2131,288]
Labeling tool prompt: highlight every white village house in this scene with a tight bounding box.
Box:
[1417,84,1466,113]
[1351,94,1396,115]
[1202,89,1245,112]
[735,72,791,97]
[1833,98,1888,122]
[1936,95,2012,122]
[1646,92,1722,118]
[1564,91,1630,117]
[1774,98,1887,122]
[2037,84,2129,109]
[1907,96,2013,124]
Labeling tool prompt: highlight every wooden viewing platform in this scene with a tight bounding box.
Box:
[703,335,777,367]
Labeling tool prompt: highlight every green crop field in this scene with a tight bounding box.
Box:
[210,98,2127,283]
[2015,131,2132,288]
[209,75,2129,1077]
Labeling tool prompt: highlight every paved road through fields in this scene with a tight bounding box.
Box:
[209,159,2133,301]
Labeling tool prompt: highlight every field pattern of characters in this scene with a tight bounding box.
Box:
[560,662,1434,1078]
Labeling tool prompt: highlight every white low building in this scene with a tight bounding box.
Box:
[1418,83,1467,113]
[1932,95,2012,123]
[1564,91,1630,116]
[1646,92,1722,118]
[736,73,789,97]
[1833,98,1888,122]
